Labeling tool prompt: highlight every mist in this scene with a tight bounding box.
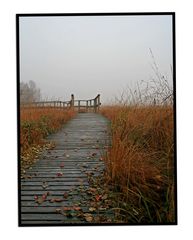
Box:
[19,15,173,104]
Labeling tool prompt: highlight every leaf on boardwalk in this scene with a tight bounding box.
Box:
[63,207,71,211]
[89,207,96,212]
[91,152,97,157]
[89,187,97,192]
[36,197,45,204]
[60,162,64,168]
[34,192,49,204]
[73,206,82,211]
[102,194,108,200]
[84,213,93,222]
[54,198,63,202]
[63,192,68,199]
[98,207,107,211]
[62,207,75,218]
[95,195,102,201]
[63,153,70,157]
[82,163,88,168]
[56,172,63,177]
[42,193,47,200]
[55,208,62,213]
[34,195,38,200]
[49,198,63,203]
[42,181,48,189]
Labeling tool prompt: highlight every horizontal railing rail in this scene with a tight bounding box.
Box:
[20,94,101,113]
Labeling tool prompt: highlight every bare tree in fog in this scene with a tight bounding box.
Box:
[20,80,41,103]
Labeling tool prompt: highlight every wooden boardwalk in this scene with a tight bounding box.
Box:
[20,113,111,225]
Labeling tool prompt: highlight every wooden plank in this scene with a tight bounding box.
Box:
[20,220,81,224]
[21,177,88,182]
[21,179,88,185]
[21,190,79,195]
[21,195,83,202]
[21,174,89,178]
[21,213,70,221]
[21,206,109,213]
[20,113,111,224]
[21,185,88,190]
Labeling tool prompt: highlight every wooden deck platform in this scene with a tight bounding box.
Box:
[20,113,111,225]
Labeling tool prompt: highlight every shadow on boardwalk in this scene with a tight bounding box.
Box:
[20,113,113,225]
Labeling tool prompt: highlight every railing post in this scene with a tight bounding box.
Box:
[78,100,80,112]
[94,98,97,113]
[71,94,74,109]
[97,94,100,112]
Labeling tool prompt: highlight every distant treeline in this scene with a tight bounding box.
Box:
[20,80,41,103]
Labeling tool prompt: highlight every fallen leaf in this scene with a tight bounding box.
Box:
[42,194,47,200]
[84,213,93,222]
[35,192,49,204]
[88,187,97,193]
[89,207,96,212]
[54,198,63,202]
[36,197,44,204]
[102,194,108,200]
[56,172,63,177]
[63,207,71,211]
[82,164,88,168]
[74,202,81,206]
[95,195,102,201]
[91,152,97,157]
[60,163,64,168]
[49,198,63,203]
[73,206,81,211]
[34,195,38,200]
[63,192,68,199]
[55,208,62,213]
[42,182,48,189]
[98,207,107,211]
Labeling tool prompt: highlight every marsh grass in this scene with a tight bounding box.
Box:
[20,107,75,172]
[101,104,175,223]
[100,54,175,223]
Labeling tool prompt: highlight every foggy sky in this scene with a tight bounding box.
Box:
[19,15,173,103]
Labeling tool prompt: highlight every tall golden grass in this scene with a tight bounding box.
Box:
[101,104,175,223]
[20,107,75,153]
[20,107,75,174]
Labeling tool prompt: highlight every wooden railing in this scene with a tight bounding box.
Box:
[20,94,101,113]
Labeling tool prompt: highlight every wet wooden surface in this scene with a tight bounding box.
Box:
[20,113,111,225]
